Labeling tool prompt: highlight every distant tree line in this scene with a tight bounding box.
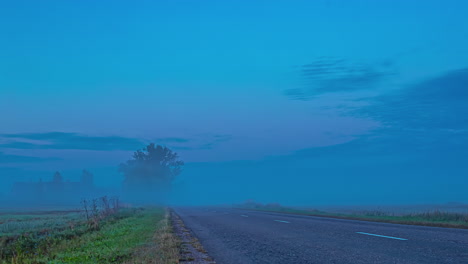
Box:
[11,170,96,204]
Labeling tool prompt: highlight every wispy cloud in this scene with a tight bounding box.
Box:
[283,67,468,161]
[285,57,394,100]
[0,132,231,152]
[160,137,190,143]
[354,68,468,131]
[0,152,60,164]
[0,132,147,151]
[0,132,195,151]
[172,134,232,150]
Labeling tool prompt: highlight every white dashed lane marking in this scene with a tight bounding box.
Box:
[356,232,408,240]
[274,220,290,224]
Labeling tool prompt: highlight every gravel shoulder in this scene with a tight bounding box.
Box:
[171,210,215,264]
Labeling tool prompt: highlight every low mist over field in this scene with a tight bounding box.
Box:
[1,0,468,209]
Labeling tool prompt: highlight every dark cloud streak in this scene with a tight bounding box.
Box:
[354,68,468,131]
[0,132,147,151]
[0,132,194,151]
[0,152,60,164]
[0,132,232,152]
[282,67,468,167]
[285,58,394,100]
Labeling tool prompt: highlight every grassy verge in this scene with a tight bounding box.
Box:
[237,203,468,229]
[0,207,181,264]
[124,208,181,264]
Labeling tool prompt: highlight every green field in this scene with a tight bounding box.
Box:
[0,207,180,264]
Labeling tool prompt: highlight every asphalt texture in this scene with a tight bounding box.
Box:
[174,207,468,264]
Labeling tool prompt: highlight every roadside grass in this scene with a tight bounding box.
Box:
[238,203,468,229]
[0,207,181,264]
[125,209,180,264]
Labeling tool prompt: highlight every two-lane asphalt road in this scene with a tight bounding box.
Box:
[174,207,468,264]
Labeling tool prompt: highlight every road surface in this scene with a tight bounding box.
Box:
[174,207,468,264]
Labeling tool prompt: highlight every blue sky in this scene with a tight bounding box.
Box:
[1,0,468,205]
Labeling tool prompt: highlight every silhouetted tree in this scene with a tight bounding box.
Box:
[52,171,63,183]
[119,143,184,201]
[51,171,64,195]
[81,170,94,187]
